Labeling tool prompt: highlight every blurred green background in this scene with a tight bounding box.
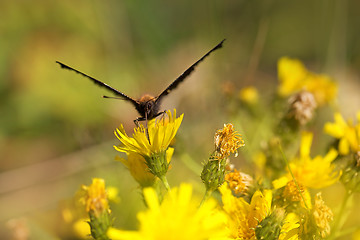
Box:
[1,0,360,239]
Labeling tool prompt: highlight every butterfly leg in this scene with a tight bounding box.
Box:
[134,117,146,127]
[153,110,167,123]
[144,113,151,144]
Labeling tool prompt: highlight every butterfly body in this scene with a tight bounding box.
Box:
[136,94,159,120]
[56,39,225,122]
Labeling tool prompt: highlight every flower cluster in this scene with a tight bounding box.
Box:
[201,123,245,196]
[277,57,337,106]
[66,57,360,240]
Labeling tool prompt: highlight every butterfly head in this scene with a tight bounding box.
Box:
[137,94,159,119]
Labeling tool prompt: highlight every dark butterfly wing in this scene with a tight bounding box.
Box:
[56,61,138,106]
[155,39,225,102]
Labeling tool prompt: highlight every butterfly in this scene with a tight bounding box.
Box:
[56,39,225,123]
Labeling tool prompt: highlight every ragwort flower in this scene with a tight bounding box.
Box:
[219,184,272,239]
[114,109,183,158]
[107,183,228,240]
[277,57,337,106]
[239,86,259,105]
[114,109,183,189]
[324,111,360,155]
[80,178,109,217]
[115,149,173,188]
[201,123,245,196]
[79,178,112,240]
[274,131,340,191]
[214,123,245,158]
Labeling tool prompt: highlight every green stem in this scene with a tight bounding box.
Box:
[159,176,171,191]
[328,190,352,240]
[278,142,309,210]
[199,189,213,208]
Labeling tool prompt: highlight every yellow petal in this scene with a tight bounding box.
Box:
[324,122,344,138]
[143,186,160,211]
[107,227,141,240]
[278,57,308,96]
[273,176,289,189]
[115,155,129,168]
[323,148,338,163]
[300,131,313,158]
[339,138,350,155]
[166,147,174,164]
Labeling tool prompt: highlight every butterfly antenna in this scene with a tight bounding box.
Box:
[103,95,124,100]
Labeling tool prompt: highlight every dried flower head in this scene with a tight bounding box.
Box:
[312,192,333,238]
[225,169,253,195]
[288,90,317,125]
[214,123,245,158]
[282,180,312,209]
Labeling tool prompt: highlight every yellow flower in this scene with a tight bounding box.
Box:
[116,153,157,187]
[219,184,272,239]
[80,178,109,217]
[278,57,308,96]
[201,124,245,193]
[115,110,183,187]
[277,57,337,106]
[274,131,340,190]
[73,218,91,239]
[279,213,300,240]
[214,123,245,158]
[107,186,121,203]
[107,183,228,240]
[324,112,360,155]
[305,73,337,106]
[114,109,183,157]
[116,149,173,187]
[239,86,259,105]
[252,151,266,173]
